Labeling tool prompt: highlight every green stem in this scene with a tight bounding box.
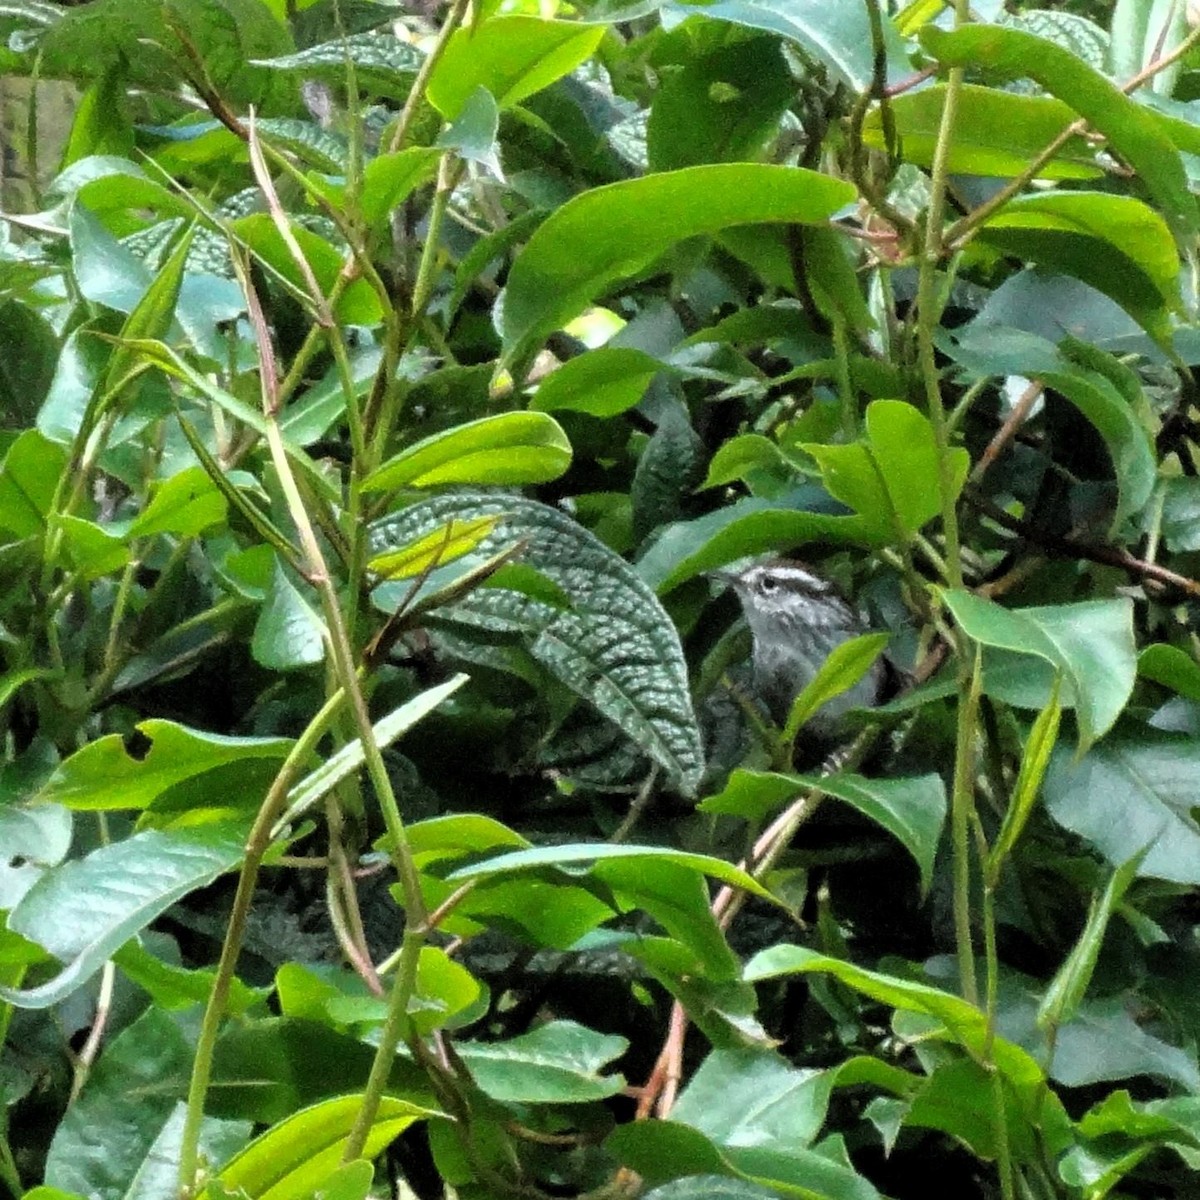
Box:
[178,689,348,1196]
[913,1,968,589]
[831,315,857,440]
[386,0,473,155]
[0,1132,22,1199]
[951,646,982,1006]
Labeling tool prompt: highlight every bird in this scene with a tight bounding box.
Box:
[717,558,888,741]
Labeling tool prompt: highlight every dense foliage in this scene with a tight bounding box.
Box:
[5,1,1200,1198]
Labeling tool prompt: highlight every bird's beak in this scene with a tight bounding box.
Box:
[706,568,739,590]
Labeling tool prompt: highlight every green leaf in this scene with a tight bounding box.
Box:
[127,464,227,539]
[371,493,704,793]
[642,1179,779,1200]
[865,83,1102,179]
[987,681,1062,879]
[529,347,660,417]
[35,720,291,812]
[1042,731,1200,883]
[362,412,572,491]
[782,632,889,745]
[58,515,130,579]
[251,559,327,671]
[638,498,872,595]
[103,219,195,399]
[437,86,502,175]
[219,1095,441,1200]
[682,0,909,90]
[672,1048,832,1149]
[61,65,134,166]
[942,590,1136,752]
[277,675,469,831]
[368,516,501,580]
[0,429,68,537]
[500,164,856,365]
[947,326,1156,532]
[44,1007,249,1200]
[699,768,802,822]
[231,214,382,326]
[609,1125,731,1188]
[426,15,605,118]
[0,823,246,1009]
[114,940,264,1015]
[975,192,1180,344]
[745,946,1048,1095]
[38,0,292,108]
[788,773,947,896]
[647,35,794,171]
[701,434,793,490]
[1038,848,1149,1031]
[921,24,1197,243]
[448,842,775,902]
[803,400,971,544]
[251,33,424,100]
[1138,644,1200,701]
[456,1020,626,1103]
[321,146,440,233]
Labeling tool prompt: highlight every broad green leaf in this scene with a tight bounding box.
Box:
[58,515,130,579]
[947,326,1156,532]
[219,1094,441,1200]
[647,35,794,171]
[251,33,424,100]
[0,800,71,910]
[745,946,1048,1095]
[943,590,1136,752]
[726,1139,881,1200]
[530,347,660,417]
[701,434,794,489]
[783,632,889,745]
[251,559,327,671]
[610,1123,731,1188]
[457,1020,627,1102]
[787,773,947,896]
[672,1048,832,1149]
[314,147,440,233]
[921,24,1196,243]
[44,1007,249,1200]
[1138,644,1200,701]
[114,941,264,1015]
[0,430,68,537]
[38,0,292,107]
[500,164,856,365]
[369,517,501,580]
[127,465,227,539]
[638,498,873,595]
[1160,475,1200,552]
[866,84,1102,179]
[231,214,382,326]
[1038,848,1148,1031]
[677,0,909,90]
[699,769,802,822]
[1042,732,1200,883]
[0,824,246,1009]
[976,191,1180,344]
[362,412,572,491]
[35,720,291,812]
[427,16,605,118]
[804,400,971,544]
[371,493,704,792]
[0,300,57,430]
[277,675,468,831]
[448,842,774,901]
[437,87,502,175]
[209,1018,434,1125]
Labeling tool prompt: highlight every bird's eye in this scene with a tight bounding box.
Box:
[757,575,780,595]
